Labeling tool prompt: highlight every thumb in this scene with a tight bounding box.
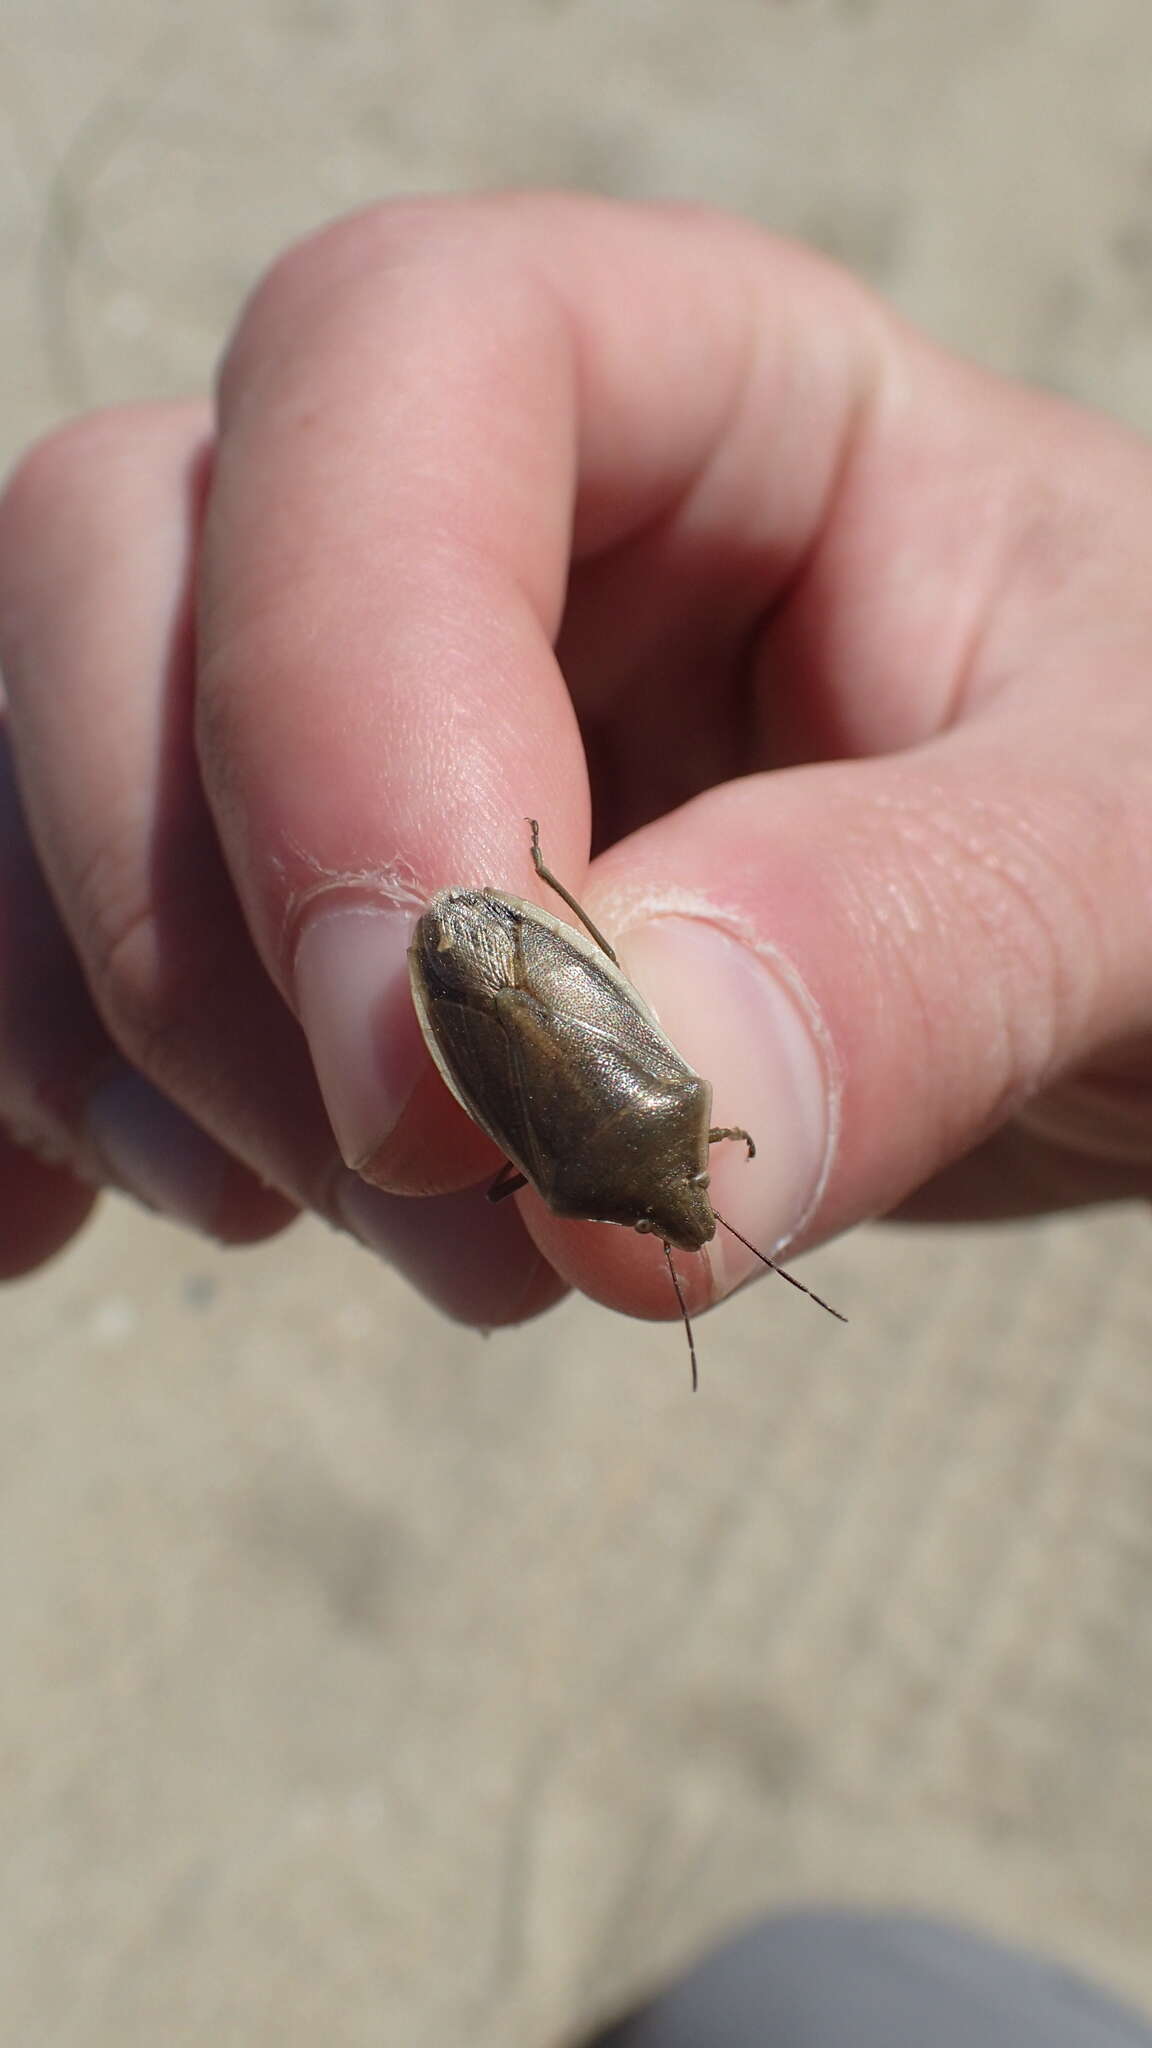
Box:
[522,723,1146,1316]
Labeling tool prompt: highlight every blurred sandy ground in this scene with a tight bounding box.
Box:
[3,3,1152,2043]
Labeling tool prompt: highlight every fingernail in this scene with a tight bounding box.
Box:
[617,917,835,1295]
[293,903,425,1169]
[86,1068,230,1233]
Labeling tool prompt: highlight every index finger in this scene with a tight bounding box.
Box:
[197,195,869,1296]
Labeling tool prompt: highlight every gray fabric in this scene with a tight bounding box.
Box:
[588,1913,1152,2048]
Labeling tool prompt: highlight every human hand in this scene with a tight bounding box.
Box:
[2,194,1151,1323]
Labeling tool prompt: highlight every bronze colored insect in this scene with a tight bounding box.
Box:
[408,822,844,1385]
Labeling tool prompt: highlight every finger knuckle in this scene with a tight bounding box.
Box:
[0,412,131,545]
[0,409,198,618]
[216,195,521,408]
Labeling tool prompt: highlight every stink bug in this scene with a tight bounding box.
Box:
[408,822,844,1385]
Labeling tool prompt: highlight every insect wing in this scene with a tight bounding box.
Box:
[409,891,543,1167]
[409,887,703,1205]
[495,983,705,1212]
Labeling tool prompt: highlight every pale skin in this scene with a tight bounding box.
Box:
[2,192,1152,1326]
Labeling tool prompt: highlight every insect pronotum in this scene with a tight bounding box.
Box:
[408,822,845,1386]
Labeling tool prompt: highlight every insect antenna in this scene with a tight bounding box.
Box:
[662,1240,699,1392]
[713,1213,847,1323]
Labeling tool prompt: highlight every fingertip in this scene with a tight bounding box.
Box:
[85,1067,300,1246]
[0,1137,97,1280]
[213,1175,301,1246]
[336,1173,569,1328]
[517,1199,716,1323]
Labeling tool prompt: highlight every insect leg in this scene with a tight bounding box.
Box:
[709,1126,757,1160]
[487,1161,528,1204]
[528,819,619,964]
